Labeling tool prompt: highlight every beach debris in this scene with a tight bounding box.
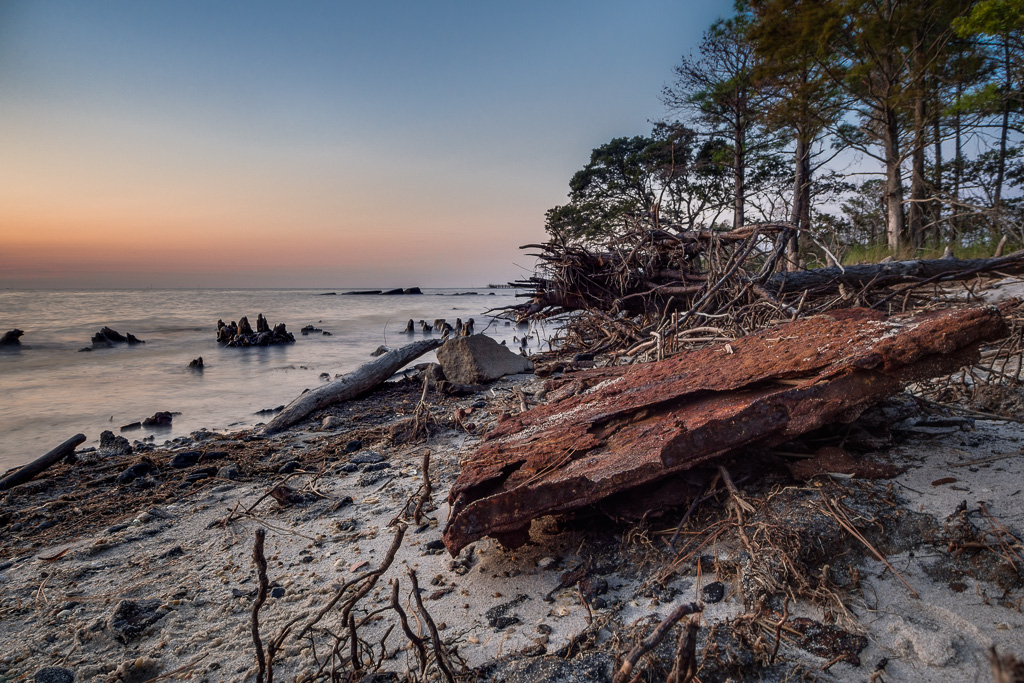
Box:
[443,306,1008,554]
[0,329,23,346]
[262,338,442,434]
[0,433,85,491]
[216,314,295,347]
[435,334,534,384]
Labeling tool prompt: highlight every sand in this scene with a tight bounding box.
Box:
[0,373,1021,682]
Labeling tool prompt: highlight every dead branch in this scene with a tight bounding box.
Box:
[613,601,703,683]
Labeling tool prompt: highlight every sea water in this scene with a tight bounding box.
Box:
[0,288,538,470]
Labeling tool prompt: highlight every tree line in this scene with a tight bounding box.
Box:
[545,0,1024,268]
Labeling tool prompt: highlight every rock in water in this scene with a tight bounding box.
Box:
[436,334,534,384]
[142,411,173,427]
[89,326,145,348]
[188,356,204,370]
[237,316,253,336]
[0,329,24,346]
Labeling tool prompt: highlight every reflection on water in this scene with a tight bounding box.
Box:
[0,288,533,469]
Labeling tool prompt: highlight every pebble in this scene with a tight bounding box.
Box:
[108,599,167,643]
[701,581,725,604]
[270,587,286,599]
[537,556,558,570]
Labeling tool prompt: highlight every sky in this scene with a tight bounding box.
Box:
[0,0,734,288]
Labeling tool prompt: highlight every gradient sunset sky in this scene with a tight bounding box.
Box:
[1,0,732,288]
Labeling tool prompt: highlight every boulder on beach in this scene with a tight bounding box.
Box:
[436,334,534,384]
[99,430,133,456]
[0,329,24,346]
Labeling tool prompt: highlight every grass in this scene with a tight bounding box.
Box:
[841,239,1019,266]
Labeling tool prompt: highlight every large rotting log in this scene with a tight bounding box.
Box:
[443,306,1007,555]
[262,339,442,435]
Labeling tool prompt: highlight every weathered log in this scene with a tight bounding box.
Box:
[764,251,1024,294]
[262,339,442,435]
[443,306,1007,554]
[0,434,86,491]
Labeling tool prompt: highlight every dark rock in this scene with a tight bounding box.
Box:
[217,463,240,480]
[362,462,391,472]
[277,461,300,474]
[344,439,363,453]
[350,451,385,465]
[203,450,229,459]
[301,325,323,335]
[99,430,133,455]
[270,586,286,599]
[34,667,74,683]
[0,329,24,346]
[486,594,528,630]
[701,581,725,603]
[220,315,295,347]
[90,326,144,347]
[237,316,253,336]
[343,290,382,295]
[425,539,446,551]
[120,422,142,432]
[169,452,201,468]
[108,599,166,643]
[357,471,390,487]
[382,288,405,295]
[403,287,423,295]
[404,319,415,333]
[143,411,173,428]
[573,353,594,363]
[338,463,359,473]
[436,335,534,384]
[117,462,152,484]
[188,357,204,370]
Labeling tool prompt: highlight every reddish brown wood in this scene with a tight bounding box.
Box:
[443,306,1007,554]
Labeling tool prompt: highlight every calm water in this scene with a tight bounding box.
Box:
[0,288,534,470]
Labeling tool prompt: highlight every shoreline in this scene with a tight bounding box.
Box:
[0,365,1022,681]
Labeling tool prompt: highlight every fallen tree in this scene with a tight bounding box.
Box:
[262,339,442,435]
[504,223,1024,355]
[443,306,1007,554]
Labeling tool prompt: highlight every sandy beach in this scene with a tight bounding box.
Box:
[1,361,1022,683]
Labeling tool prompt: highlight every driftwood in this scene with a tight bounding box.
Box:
[262,339,442,435]
[0,433,86,491]
[443,306,1007,554]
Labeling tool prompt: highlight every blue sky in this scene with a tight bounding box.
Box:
[0,0,735,287]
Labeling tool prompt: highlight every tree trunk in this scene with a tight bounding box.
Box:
[909,92,927,249]
[262,339,442,435]
[766,250,1024,294]
[785,135,810,272]
[932,112,943,245]
[733,119,746,231]
[883,105,906,252]
[994,40,1011,215]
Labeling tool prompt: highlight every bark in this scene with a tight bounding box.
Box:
[909,91,927,249]
[262,339,442,435]
[734,119,746,231]
[0,434,86,491]
[784,136,809,272]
